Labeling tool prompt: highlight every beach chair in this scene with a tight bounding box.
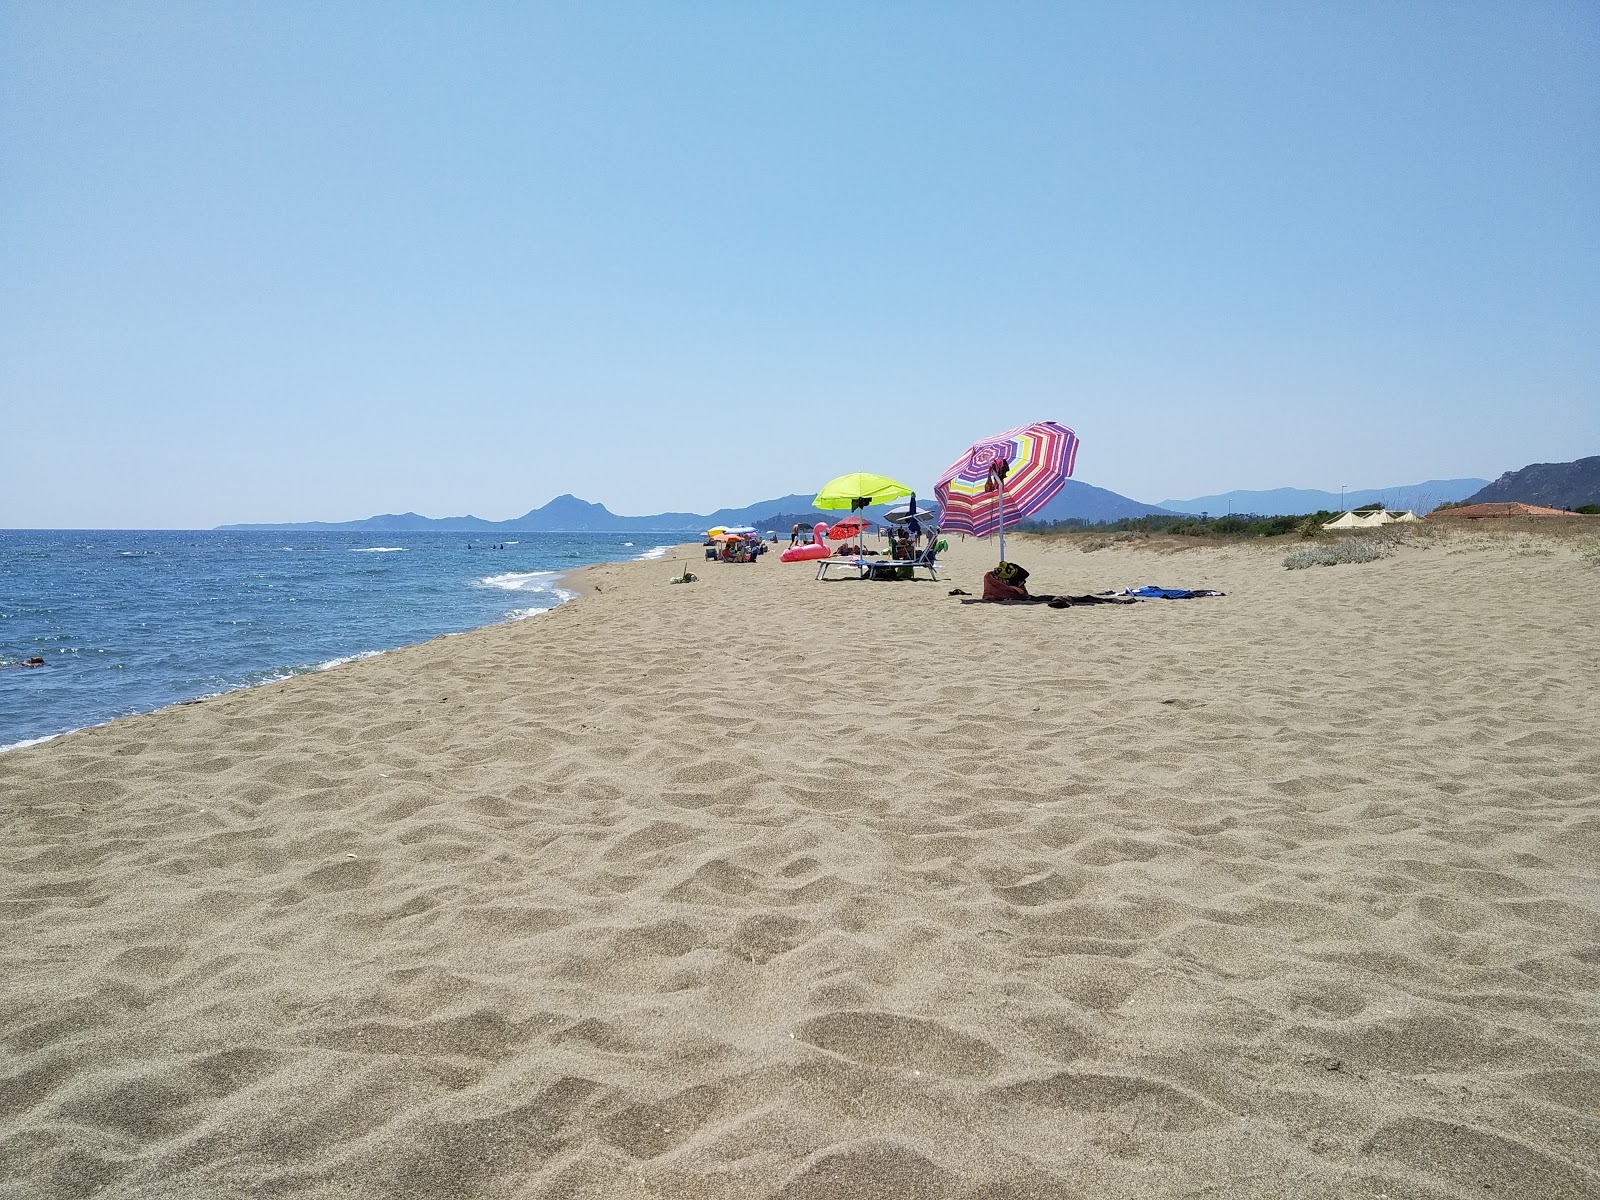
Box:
[867,542,939,581]
[816,539,941,581]
[815,555,869,580]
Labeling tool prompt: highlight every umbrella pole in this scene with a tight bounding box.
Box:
[997,475,1006,562]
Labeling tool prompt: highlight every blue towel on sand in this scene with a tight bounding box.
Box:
[1127,585,1225,599]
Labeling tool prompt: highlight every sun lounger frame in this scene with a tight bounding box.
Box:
[815,556,939,581]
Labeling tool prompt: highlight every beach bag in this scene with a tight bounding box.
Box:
[983,566,1029,601]
[994,561,1029,586]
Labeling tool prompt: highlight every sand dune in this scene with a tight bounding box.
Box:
[2,524,1597,1198]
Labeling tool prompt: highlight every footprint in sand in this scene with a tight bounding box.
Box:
[779,1140,950,1200]
[795,1011,1001,1078]
[992,1070,1222,1132]
[1361,1116,1595,1199]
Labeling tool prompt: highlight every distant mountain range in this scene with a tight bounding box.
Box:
[218,493,826,534]
[1158,478,1489,517]
[1465,456,1599,509]
[218,469,1538,534]
[217,480,1177,533]
[1015,480,1177,522]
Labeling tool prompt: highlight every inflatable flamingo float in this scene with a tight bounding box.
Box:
[780,522,831,562]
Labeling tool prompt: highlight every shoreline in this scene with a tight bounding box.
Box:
[0,541,700,759]
[0,539,697,756]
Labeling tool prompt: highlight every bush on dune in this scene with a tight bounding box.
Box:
[1024,512,1335,540]
[1283,540,1392,570]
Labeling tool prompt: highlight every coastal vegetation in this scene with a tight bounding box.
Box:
[1283,540,1393,569]
[1020,511,1336,539]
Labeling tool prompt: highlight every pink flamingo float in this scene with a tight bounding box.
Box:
[780,522,831,562]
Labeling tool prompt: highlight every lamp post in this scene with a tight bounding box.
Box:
[1340,484,1347,511]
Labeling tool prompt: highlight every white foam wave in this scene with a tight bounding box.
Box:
[0,732,65,754]
[634,545,673,560]
[473,571,576,615]
[507,600,571,619]
[351,546,406,553]
[474,570,562,592]
[316,650,383,671]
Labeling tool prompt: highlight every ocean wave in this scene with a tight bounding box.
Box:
[507,603,569,619]
[634,545,673,561]
[0,732,65,754]
[351,547,406,553]
[474,570,561,592]
[473,570,576,614]
[316,650,383,671]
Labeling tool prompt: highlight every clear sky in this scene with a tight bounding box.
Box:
[3,2,1596,527]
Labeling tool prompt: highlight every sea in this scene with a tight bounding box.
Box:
[0,529,683,752]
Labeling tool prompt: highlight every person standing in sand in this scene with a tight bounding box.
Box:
[790,524,802,547]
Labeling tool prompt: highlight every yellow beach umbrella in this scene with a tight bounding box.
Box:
[813,472,914,512]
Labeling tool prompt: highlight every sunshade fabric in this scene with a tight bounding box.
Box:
[813,473,914,511]
[934,422,1080,537]
[827,517,870,539]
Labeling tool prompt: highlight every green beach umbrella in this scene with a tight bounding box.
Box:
[813,472,915,513]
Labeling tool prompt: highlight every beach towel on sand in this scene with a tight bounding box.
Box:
[970,565,1217,606]
[962,593,1138,607]
[1122,586,1225,599]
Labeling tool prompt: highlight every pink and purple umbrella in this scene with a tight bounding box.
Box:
[934,421,1080,560]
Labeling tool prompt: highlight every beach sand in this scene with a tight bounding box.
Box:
[2,524,1597,1199]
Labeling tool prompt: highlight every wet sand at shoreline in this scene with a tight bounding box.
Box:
[2,524,1597,1199]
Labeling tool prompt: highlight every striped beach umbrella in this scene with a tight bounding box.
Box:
[934,421,1080,561]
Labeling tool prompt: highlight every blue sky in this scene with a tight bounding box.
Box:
[2,2,1595,527]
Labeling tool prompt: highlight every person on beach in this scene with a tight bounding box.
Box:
[790,524,802,548]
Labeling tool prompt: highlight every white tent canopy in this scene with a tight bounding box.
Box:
[1322,509,1417,529]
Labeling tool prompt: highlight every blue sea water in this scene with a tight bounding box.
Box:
[0,529,682,751]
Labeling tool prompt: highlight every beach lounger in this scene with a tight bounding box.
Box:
[865,560,937,582]
[864,544,940,581]
[815,556,870,580]
[816,543,940,581]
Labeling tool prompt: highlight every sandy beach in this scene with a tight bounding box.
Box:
[2,522,1597,1199]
